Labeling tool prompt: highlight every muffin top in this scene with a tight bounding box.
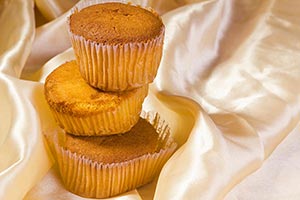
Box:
[62,118,160,163]
[44,60,148,116]
[69,2,164,44]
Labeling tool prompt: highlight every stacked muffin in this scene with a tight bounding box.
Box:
[44,0,177,198]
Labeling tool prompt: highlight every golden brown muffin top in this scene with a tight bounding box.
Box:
[44,60,147,116]
[69,2,164,44]
[63,118,159,163]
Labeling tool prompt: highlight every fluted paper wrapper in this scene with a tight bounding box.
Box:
[67,0,164,91]
[50,112,177,198]
[49,85,148,136]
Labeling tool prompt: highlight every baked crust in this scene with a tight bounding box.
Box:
[44,60,148,135]
[69,2,164,44]
[62,118,159,163]
[44,60,147,117]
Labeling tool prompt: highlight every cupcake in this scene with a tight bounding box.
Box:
[68,1,165,91]
[44,60,148,136]
[47,112,177,198]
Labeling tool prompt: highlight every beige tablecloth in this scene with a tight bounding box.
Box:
[1,0,300,199]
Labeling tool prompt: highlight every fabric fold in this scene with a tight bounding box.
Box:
[0,0,35,77]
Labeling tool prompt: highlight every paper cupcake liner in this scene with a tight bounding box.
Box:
[49,85,148,136]
[67,0,165,91]
[51,111,177,198]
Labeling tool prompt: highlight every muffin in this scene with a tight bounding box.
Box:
[47,112,177,198]
[44,60,148,136]
[68,1,165,91]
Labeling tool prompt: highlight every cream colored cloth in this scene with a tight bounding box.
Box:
[0,0,300,199]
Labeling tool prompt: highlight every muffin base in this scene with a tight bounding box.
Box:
[49,85,148,136]
[48,112,177,198]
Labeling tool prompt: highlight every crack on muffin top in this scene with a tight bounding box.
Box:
[44,60,146,116]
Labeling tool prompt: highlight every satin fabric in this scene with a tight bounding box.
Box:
[34,0,79,20]
[1,0,300,199]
